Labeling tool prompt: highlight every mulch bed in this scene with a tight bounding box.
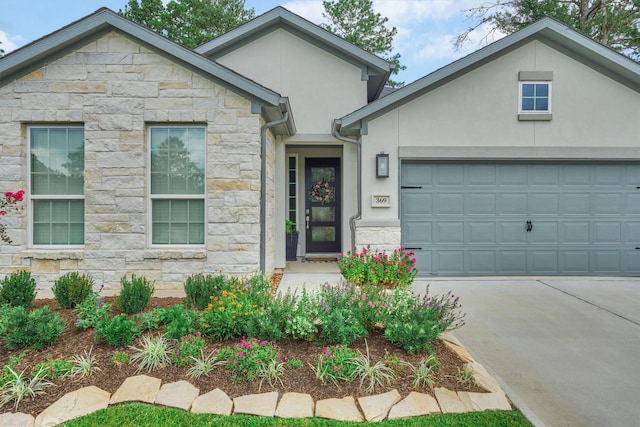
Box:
[0,278,485,416]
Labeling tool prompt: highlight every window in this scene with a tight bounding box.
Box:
[518,71,552,121]
[149,126,205,245]
[520,82,550,112]
[287,155,298,224]
[29,127,85,246]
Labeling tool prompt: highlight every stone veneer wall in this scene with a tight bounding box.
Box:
[0,31,269,290]
[354,221,402,254]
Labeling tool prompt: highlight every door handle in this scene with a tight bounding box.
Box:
[526,220,533,232]
[305,215,310,230]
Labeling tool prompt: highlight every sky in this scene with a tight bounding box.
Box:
[0,0,504,85]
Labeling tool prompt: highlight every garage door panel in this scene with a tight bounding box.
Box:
[594,165,624,185]
[563,222,590,243]
[436,222,464,244]
[468,222,496,243]
[401,162,639,276]
[530,165,559,185]
[628,194,640,214]
[403,221,432,244]
[529,222,559,244]
[435,194,464,214]
[561,251,590,273]
[467,165,496,185]
[436,251,465,273]
[625,222,640,242]
[562,194,590,214]
[592,251,621,272]
[467,251,496,273]
[467,193,496,215]
[402,193,433,215]
[436,165,465,185]
[529,193,559,215]
[402,163,433,186]
[594,222,621,243]
[623,251,640,274]
[498,194,527,214]
[499,251,528,273]
[529,250,559,273]
[563,165,592,185]
[593,194,624,214]
[500,222,527,243]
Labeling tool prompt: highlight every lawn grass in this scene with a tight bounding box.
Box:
[62,403,534,426]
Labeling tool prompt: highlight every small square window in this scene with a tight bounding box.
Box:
[520,82,551,113]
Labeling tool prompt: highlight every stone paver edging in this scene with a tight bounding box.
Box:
[1,336,512,426]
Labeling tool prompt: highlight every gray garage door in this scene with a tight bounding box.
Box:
[400,162,640,276]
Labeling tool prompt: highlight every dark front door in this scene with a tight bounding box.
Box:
[305,158,341,253]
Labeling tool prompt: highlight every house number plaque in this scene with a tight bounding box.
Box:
[371,195,390,208]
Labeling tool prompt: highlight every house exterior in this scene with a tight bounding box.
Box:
[0,7,638,289]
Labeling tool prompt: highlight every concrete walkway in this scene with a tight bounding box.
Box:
[412,277,640,427]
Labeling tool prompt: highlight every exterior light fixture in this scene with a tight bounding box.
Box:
[376,153,389,178]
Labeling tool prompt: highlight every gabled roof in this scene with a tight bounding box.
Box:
[195,6,393,103]
[335,17,640,136]
[0,7,295,135]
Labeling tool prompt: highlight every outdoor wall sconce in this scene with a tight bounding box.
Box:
[376,153,389,178]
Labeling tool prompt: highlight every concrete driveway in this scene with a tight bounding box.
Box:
[413,278,640,427]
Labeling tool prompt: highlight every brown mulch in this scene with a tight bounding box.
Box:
[0,278,485,416]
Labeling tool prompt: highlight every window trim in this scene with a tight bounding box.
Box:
[518,71,553,121]
[147,125,207,248]
[27,125,85,248]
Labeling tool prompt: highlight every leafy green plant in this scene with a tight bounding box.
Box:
[0,350,28,388]
[129,334,171,373]
[217,337,283,383]
[338,245,417,289]
[95,314,141,347]
[33,356,74,380]
[118,274,154,314]
[0,305,65,350]
[312,344,358,388]
[0,270,36,308]
[169,332,206,367]
[257,359,285,391]
[184,273,225,310]
[351,339,395,394]
[199,275,270,341]
[135,310,161,331]
[156,304,199,340]
[404,354,438,389]
[316,282,367,346]
[0,366,52,409]
[111,349,129,369]
[286,359,302,369]
[70,347,101,378]
[186,349,224,380]
[284,290,318,341]
[456,364,477,386]
[52,272,95,309]
[74,290,112,330]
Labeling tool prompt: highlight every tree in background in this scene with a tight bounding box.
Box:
[121,0,255,48]
[322,0,406,87]
[455,0,640,60]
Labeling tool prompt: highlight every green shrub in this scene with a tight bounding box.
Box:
[184,273,225,310]
[52,272,95,309]
[95,314,141,347]
[74,292,112,330]
[0,271,36,308]
[156,304,199,340]
[118,274,154,314]
[0,305,65,350]
[169,332,206,367]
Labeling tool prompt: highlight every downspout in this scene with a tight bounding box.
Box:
[331,121,361,250]
[260,111,290,273]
